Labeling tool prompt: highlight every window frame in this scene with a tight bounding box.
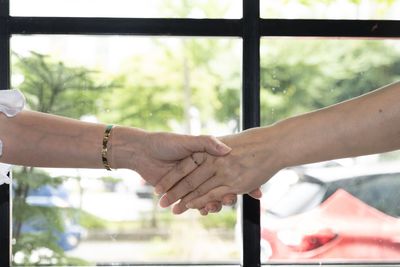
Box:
[1,0,400,266]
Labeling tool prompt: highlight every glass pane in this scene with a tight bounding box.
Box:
[260,38,400,264]
[10,0,241,18]
[11,35,241,266]
[261,0,400,20]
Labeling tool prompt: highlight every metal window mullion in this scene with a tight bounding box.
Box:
[0,0,10,89]
[260,18,400,37]
[10,17,242,36]
[0,0,11,266]
[242,0,261,267]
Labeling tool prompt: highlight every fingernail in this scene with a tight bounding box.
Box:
[225,199,234,206]
[216,142,231,153]
[208,206,217,213]
[159,196,170,208]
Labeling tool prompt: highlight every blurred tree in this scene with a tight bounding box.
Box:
[260,40,400,124]
[98,54,183,131]
[12,52,112,266]
[98,1,242,228]
[158,0,241,133]
[15,52,110,115]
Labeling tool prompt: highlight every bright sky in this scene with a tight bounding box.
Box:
[10,0,400,20]
[10,0,241,18]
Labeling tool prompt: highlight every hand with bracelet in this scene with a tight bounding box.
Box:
[0,89,236,213]
[155,81,400,214]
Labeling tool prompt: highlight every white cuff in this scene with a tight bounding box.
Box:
[0,89,25,117]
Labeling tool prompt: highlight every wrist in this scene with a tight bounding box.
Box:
[108,126,149,169]
[272,116,311,169]
[246,126,288,172]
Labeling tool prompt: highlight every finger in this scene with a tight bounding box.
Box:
[222,194,237,206]
[199,208,208,216]
[158,163,215,208]
[186,186,231,210]
[171,192,201,215]
[176,173,225,206]
[205,201,223,213]
[174,197,225,215]
[186,135,231,156]
[171,176,223,214]
[169,174,224,211]
[172,200,189,214]
[155,153,204,195]
[248,188,263,199]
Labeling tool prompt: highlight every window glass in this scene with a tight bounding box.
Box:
[261,0,400,20]
[11,35,241,266]
[260,38,400,263]
[10,0,241,18]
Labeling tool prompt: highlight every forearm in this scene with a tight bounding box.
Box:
[0,110,145,169]
[274,81,400,168]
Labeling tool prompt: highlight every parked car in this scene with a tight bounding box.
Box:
[18,184,86,251]
[135,178,153,199]
[261,163,400,262]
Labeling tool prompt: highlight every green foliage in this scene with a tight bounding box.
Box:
[160,0,231,18]
[13,52,113,116]
[260,40,400,124]
[99,62,184,130]
[99,38,241,132]
[199,209,236,229]
[69,209,107,230]
[11,52,111,265]
[11,168,82,266]
[293,0,395,6]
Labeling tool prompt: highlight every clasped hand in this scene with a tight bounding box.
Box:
[153,128,281,215]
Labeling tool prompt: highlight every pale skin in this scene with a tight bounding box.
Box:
[0,110,236,212]
[155,81,400,214]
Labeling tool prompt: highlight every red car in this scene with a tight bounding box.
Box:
[261,164,400,262]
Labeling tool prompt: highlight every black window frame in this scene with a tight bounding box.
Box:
[1,0,400,266]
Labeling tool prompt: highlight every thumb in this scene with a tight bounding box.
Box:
[187,135,231,156]
[248,188,263,199]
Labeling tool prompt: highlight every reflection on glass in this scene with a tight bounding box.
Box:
[11,36,241,266]
[10,0,241,18]
[260,38,400,263]
[261,0,400,20]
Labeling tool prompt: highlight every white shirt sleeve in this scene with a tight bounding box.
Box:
[0,89,25,185]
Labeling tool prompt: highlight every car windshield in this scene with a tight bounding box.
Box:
[264,181,325,218]
[264,171,400,219]
[324,173,400,218]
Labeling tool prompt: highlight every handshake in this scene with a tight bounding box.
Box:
[2,81,397,214]
[2,81,395,216]
[112,127,279,216]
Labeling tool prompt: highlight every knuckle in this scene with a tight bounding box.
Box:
[192,152,205,165]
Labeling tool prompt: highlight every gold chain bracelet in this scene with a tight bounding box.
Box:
[102,124,114,171]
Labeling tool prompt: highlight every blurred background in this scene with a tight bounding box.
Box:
[9,0,400,266]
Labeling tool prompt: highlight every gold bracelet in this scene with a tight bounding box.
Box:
[102,124,114,171]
